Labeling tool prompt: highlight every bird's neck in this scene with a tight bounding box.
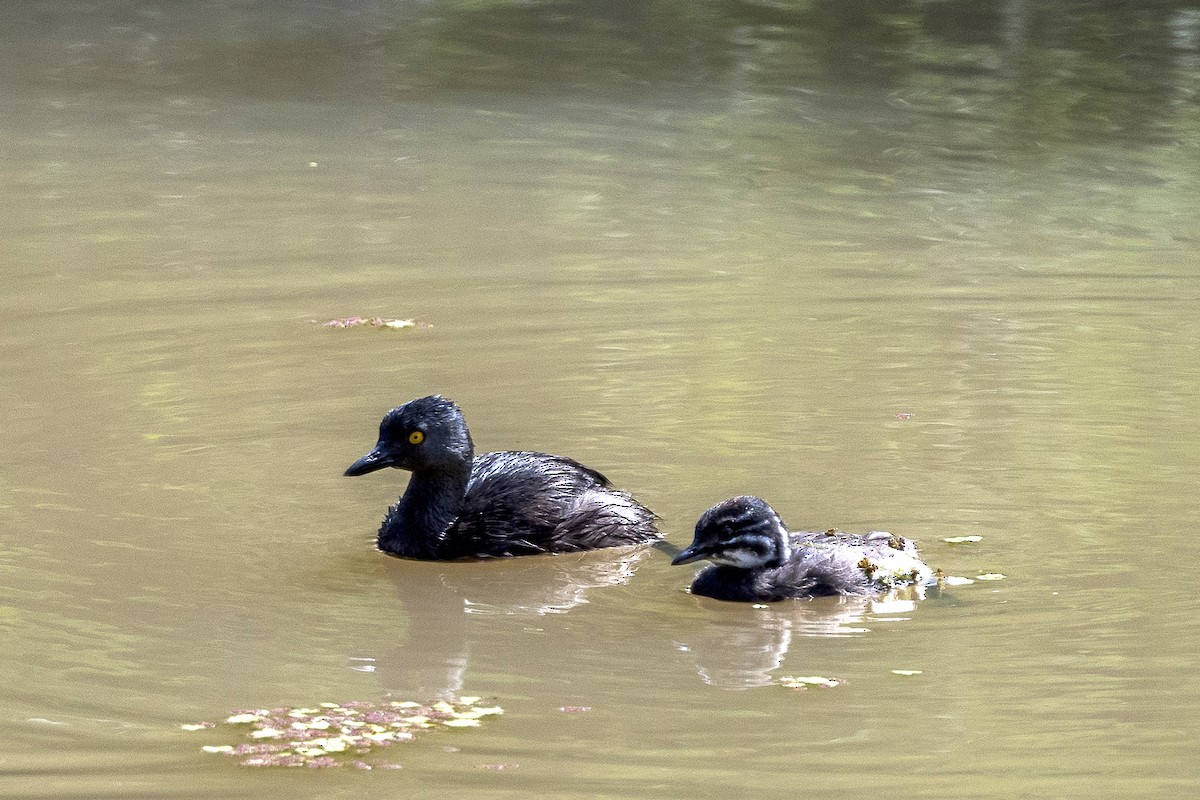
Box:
[378,464,471,558]
[763,532,791,569]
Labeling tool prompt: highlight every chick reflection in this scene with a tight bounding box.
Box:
[675,585,928,689]
[362,547,653,699]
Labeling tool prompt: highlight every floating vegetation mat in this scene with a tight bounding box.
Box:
[779,675,844,689]
[184,698,502,768]
[317,317,431,330]
[939,572,1006,586]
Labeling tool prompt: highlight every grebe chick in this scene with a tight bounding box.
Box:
[673,496,933,602]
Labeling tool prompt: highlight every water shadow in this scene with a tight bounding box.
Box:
[359,546,655,698]
[675,585,930,689]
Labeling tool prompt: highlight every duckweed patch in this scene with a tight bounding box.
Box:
[317,317,431,330]
[185,698,502,768]
[779,675,844,689]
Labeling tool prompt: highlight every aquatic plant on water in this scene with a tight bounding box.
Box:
[779,675,844,689]
[316,317,431,329]
[184,697,502,768]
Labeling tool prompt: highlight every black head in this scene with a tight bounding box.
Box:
[344,395,475,477]
[672,496,790,570]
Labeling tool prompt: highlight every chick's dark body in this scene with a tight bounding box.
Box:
[674,496,933,602]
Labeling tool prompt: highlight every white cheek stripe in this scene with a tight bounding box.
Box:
[712,548,766,568]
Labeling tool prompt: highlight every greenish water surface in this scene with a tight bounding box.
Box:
[2,2,1199,798]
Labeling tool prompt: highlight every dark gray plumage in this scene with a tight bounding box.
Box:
[673,496,934,602]
[345,395,660,559]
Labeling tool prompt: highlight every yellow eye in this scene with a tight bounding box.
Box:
[408,430,425,445]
